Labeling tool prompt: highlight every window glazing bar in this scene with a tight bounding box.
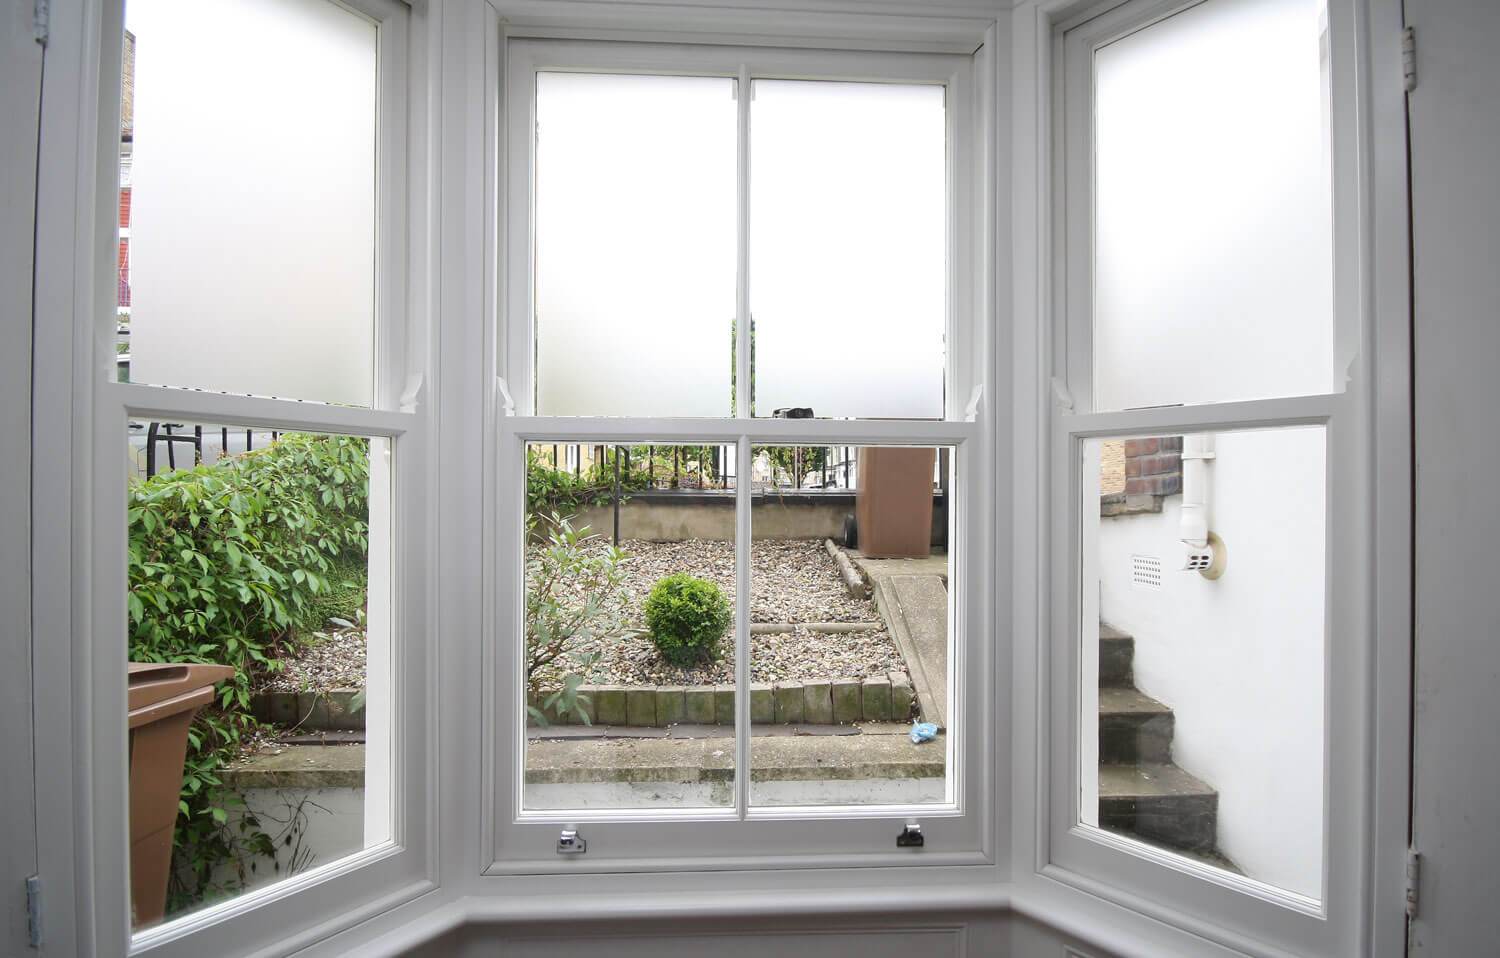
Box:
[735,64,752,419]
[734,434,752,818]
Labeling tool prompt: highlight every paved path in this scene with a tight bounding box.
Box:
[845,549,949,728]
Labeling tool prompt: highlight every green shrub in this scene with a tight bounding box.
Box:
[525,513,631,725]
[644,573,732,667]
[127,432,369,912]
[526,447,651,522]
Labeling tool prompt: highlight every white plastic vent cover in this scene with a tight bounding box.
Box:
[1131,554,1163,589]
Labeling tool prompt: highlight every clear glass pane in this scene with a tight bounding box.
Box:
[748,445,949,807]
[750,80,946,420]
[125,422,390,929]
[1080,427,1326,899]
[1092,0,1333,411]
[534,74,736,417]
[523,443,740,810]
[121,0,377,406]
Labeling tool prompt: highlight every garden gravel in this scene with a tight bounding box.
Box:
[545,538,908,687]
[262,538,909,694]
[260,627,366,694]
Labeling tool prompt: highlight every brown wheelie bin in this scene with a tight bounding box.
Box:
[128,662,235,928]
[854,446,937,558]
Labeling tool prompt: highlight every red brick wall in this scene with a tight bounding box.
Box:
[1123,436,1182,497]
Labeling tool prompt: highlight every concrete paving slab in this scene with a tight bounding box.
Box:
[524,731,946,784]
[885,574,949,728]
[221,745,365,789]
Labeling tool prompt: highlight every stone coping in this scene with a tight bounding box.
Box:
[250,672,916,734]
[528,673,914,728]
[220,744,365,790]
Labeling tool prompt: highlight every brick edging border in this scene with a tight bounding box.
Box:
[528,672,915,727]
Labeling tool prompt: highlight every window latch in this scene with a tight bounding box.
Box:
[897,823,924,848]
[557,828,587,855]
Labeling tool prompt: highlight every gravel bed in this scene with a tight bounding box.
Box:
[259,627,366,694]
[261,538,906,695]
[589,537,877,625]
[536,538,908,687]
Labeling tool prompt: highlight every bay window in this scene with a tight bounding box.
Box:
[21,0,1418,952]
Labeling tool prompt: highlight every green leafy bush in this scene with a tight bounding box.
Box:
[127,433,368,911]
[525,513,631,725]
[644,573,732,667]
[526,447,651,522]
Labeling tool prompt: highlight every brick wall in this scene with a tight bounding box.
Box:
[1100,439,1126,494]
[1123,436,1182,497]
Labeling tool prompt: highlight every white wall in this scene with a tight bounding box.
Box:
[1095,426,1326,898]
[212,787,365,897]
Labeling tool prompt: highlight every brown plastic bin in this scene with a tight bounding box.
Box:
[855,447,937,558]
[128,661,235,928]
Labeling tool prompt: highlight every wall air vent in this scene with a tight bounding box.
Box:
[1131,554,1163,590]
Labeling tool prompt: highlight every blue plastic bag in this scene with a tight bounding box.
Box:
[910,720,938,744]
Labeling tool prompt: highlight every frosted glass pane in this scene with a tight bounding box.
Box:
[750,80,945,420]
[1093,0,1333,412]
[124,0,377,406]
[535,73,736,417]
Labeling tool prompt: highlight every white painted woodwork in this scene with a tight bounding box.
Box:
[1,0,42,950]
[1408,0,1500,952]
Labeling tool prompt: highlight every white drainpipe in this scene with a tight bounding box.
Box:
[1179,433,1216,549]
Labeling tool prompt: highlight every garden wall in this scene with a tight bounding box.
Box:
[573,490,946,544]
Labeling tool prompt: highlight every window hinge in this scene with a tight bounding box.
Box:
[33,0,49,45]
[26,875,40,948]
[1402,26,1417,93]
[1404,848,1421,920]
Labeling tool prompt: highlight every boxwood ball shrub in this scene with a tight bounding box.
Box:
[644,573,733,667]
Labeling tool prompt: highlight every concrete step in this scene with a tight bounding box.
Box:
[1099,763,1219,854]
[1099,622,1134,687]
[523,724,944,784]
[1099,686,1174,764]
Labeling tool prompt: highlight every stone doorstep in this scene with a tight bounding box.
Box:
[529,675,914,728]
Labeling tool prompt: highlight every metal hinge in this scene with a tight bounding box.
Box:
[26,875,41,948]
[1402,26,1417,93]
[34,0,49,45]
[1404,848,1421,920]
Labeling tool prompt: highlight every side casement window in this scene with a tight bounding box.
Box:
[70,0,433,953]
[1047,0,1381,953]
